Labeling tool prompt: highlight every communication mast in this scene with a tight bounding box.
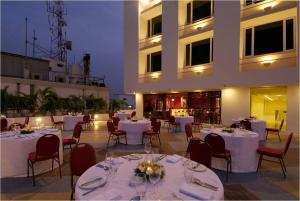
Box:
[46,0,71,62]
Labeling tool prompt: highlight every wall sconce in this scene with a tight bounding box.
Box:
[261,58,274,66]
[36,118,42,123]
[151,38,161,44]
[94,114,99,119]
[151,73,160,80]
[141,0,150,4]
[194,66,204,75]
[195,23,206,30]
[263,2,274,11]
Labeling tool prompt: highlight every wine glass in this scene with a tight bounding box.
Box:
[149,173,161,199]
[134,173,147,199]
[144,139,151,154]
[105,151,114,165]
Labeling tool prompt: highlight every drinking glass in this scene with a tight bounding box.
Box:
[134,173,147,199]
[149,173,161,199]
[144,139,151,154]
[105,151,114,165]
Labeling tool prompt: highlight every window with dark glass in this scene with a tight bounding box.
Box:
[147,51,161,72]
[185,38,212,66]
[245,28,252,56]
[244,19,294,56]
[147,15,162,37]
[245,0,265,6]
[186,0,212,24]
[286,19,294,50]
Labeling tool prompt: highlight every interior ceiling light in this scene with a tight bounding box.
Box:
[195,22,206,30]
[264,95,273,101]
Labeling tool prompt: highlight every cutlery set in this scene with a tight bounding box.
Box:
[192,177,218,191]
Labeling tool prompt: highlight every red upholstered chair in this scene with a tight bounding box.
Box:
[204,133,232,181]
[63,123,82,149]
[240,120,252,131]
[266,119,284,142]
[70,143,96,200]
[24,116,30,125]
[50,115,64,129]
[112,117,120,129]
[0,118,8,131]
[142,121,161,146]
[188,139,212,169]
[27,134,61,186]
[79,115,93,130]
[256,133,293,178]
[167,116,180,132]
[185,123,200,142]
[106,121,127,146]
[131,111,136,118]
[109,111,115,120]
[191,119,202,132]
[150,117,157,128]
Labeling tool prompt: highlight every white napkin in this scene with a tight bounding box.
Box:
[179,182,214,200]
[166,154,181,163]
[89,189,122,201]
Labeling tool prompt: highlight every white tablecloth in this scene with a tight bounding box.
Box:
[75,154,224,200]
[0,129,63,178]
[232,119,266,141]
[118,120,151,145]
[114,113,130,120]
[200,128,259,173]
[174,116,194,132]
[63,115,84,131]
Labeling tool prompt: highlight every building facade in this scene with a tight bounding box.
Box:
[124,0,299,133]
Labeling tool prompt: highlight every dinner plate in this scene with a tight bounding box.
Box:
[78,177,106,190]
[127,154,143,160]
[187,162,207,172]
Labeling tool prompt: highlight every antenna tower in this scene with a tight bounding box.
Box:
[46,0,70,62]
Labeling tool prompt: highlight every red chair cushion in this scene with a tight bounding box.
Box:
[266,128,279,132]
[257,146,283,158]
[112,130,126,136]
[63,138,77,145]
[28,151,58,162]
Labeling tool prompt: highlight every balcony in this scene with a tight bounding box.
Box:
[178,17,214,39]
[241,0,297,21]
[178,64,213,79]
[240,50,297,72]
[138,71,161,83]
[139,0,162,15]
[139,34,162,50]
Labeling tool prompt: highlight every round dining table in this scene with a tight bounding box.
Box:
[200,128,259,173]
[232,118,266,141]
[114,112,130,120]
[174,116,194,132]
[0,128,63,178]
[74,154,224,200]
[63,115,84,131]
[118,120,151,145]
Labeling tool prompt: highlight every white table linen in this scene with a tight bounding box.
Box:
[63,115,84,131]
[118,120,151,145]
[232,119,266,141]
[114,112,130,120]
[174,116,194,132]
[200,128,259,173]
[0,129,63,178]
[74,154,224,200]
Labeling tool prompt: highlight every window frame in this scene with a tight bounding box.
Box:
[146,51,162,73]
[186,0,214,25]
[243,18,296,57]
[244,0,266,7]
[185,37,214,67]
[147,15,162,38]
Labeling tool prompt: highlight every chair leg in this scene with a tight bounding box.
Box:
[157,134,161,146]
[277,132,281,142]
[106,135,111,147]
[57,158,62,179]
[31,162,35,186]
[52,159,54,171]
[281,157,287,172]
[226,159,229,182]
[256,154,263,173]
[229,156,232,173]
[279,158,286,178]
[27,160,29,177]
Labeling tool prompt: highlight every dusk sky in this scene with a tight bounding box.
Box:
[1,1,124,96]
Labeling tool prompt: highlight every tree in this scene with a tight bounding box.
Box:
[38,87,60,114]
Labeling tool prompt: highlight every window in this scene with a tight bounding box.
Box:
[146,51,162,72]
[245,0,265,6]
[147,15,162,37]
[244,19,294,57]
[186,0,213,24]
[185,38,213,66]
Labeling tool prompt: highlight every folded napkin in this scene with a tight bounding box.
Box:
[166,154,181,163]
[89,189,122,201]
[179,182,214,200]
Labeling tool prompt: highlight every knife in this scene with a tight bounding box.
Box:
[80,177,102,187]
[158,154,167,161]
[192,178,218,191]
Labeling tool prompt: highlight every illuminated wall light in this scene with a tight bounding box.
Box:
[194,66,205,75]
[94,114,99,119]
[141,0,150,4]
[263,2,274,11]
[36,118,42,122]
[151,38,161,44]
[195,23,207,30]
[264,95,273,101]
[151,73,160,80]
[261,58,274,66]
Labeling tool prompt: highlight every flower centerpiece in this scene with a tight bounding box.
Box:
[222,127,234,133]
[134,160,165,181]
[20,125,34,134]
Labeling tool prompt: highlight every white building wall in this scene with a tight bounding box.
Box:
[286,84,300,133]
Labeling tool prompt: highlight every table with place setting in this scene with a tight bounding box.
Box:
[174,116,194,132]
[118,120,152,145]
[114,112,130,120]
[63,115,84,131]
[0,128,63,178]
[200,127,260,173]
[232,118,266,141]
[74,154,224,200]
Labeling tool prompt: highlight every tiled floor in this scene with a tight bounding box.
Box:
[1,121,299,200]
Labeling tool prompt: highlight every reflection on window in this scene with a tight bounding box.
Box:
[244,19,294,56]
[185,38,213,66]
[250,87,287,129]
[146,51,162,72]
